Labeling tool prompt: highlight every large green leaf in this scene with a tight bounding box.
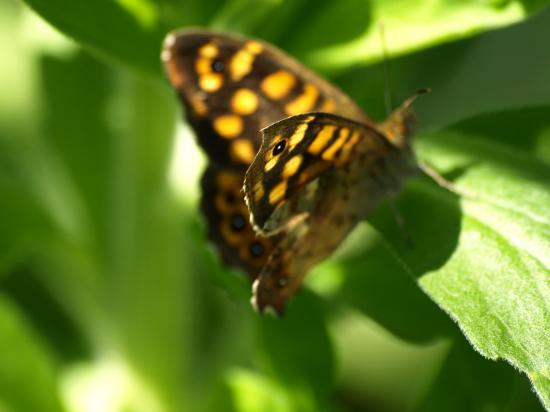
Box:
[334,5,550,131]
[335,129,550,407]
[416,131,550,408]
[283,0,549,71]
[19,0,548,77]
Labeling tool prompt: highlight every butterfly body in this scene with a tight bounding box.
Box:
[162,29,420,314]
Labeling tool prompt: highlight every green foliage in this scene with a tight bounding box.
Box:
[1,0,549,411]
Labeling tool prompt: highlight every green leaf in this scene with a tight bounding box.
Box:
[19,0,549,79]
[419,339,546,412]
[223,368,294,412]
[363,130,550,407]
[0,296,64,412]
[256,291,335,412]
[319,107,549,407]
[335,5,550,131]
[286,0,549,72]
[21,0,165,74]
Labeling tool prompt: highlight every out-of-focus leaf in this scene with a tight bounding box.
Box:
[21,0,165,74]
[223,368,293,412]
[330,311,451,412]
[452,106,550,164]
[256,291,334,412]
[287,0,549,72]
[335,5,550,131]
[419,339,546,412]
[19,0,549,78]
[0,296,64,412]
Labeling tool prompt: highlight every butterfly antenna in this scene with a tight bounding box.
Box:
[379,21,393,117]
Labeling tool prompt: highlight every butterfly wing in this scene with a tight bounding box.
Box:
[162,29,371,276]
[163,29,372,165]
[244,112,394,235]
[199,166,276,275]
[244,113,412,314]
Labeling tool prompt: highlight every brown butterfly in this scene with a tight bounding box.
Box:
[162,28,424,314]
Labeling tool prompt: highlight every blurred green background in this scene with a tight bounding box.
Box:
[1,0,549,411]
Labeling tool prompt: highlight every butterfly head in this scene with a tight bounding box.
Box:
[378,88,431,148]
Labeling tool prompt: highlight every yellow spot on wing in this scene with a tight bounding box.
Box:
[245,41,263,54]
[230,139,256,163]
[337,130,361,164]
[261,70,296,100]
[322,127,350,161]
[199,43,218,58]
[199,73,223,92]
[213,114,243,139]
[288,123,309,151]
[231,88,259,115]
[216,170,242,188]
[195,57,212,75]
[230,49,255,81]
[269,181,287,205]
[190,97,208,116]
[285,83,319,115]
[308,125,336,155]
[264,157,278,172]
[282,155,303,178]
[298,162,330,185]
[253,183,265,202]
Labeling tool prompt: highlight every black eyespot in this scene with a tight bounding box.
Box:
[250,241,264,257]
[272,140,287,156]
[224,191,236,204]
[230,214,246,231]
[211,60,224,73]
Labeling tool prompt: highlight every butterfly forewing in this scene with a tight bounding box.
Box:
[244,113,392,235]
[248,115,414,314]
[163,29,372,166]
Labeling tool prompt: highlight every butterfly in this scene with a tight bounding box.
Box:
[162,28,423,314]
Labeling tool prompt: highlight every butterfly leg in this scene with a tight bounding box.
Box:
[416,160,480,201]
[417,161,462,195]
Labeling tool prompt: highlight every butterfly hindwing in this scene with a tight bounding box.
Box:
[200,166,274,277]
